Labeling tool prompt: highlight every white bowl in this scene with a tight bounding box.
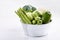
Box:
[21,22,51,37]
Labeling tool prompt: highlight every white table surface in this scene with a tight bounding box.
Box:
[0,0,60,40]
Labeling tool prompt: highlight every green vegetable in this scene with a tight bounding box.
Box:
[15,11,26,23]
[20,19,25,23]
[15,5,52,25]
[32,11,42,18]
[16,8,31,24]
[23,5,36,12]
[32,7,36,12]
[42,11,51,24]
[35,16,41,21]
[32,20,36,24]
[26,12,33,20]
[37,20,42,25]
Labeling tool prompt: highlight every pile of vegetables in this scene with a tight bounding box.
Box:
[15,5,51,25]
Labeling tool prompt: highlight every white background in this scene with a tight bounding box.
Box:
[0,0,60,40]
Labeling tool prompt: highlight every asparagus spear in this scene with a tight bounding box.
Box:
[15,11,27,23]
[18,8,31,24]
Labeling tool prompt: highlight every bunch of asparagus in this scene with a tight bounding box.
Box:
[15,5,51,25]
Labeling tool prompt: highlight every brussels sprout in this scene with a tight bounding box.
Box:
[23,5,36,12]
[32,7,36,12]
